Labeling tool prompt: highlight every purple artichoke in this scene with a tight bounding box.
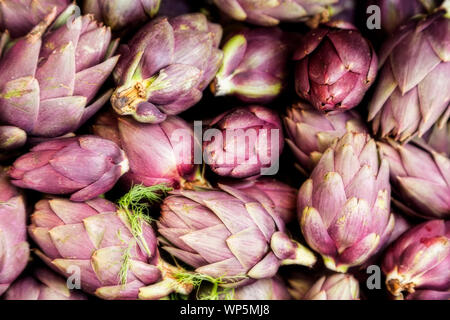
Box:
[111,13,223,124]
[211,0,337,26]
[224,178,297,223]
[29,195,193,300]
[368,0,438,34]
[378,140,450,219]
[211,28,295,103]
[0,5,119,139]
[83,0,161,31]
[302,273,360,300]
[368,12,450,142]
[158,185,317,286]
[203,106,284,179]
[382,220,450,299]
[284,101,368,175]
[9,135,129,202]
[0,0,70,37]
[0,125,27,151]
[298,132,393,272]
[293,21,378,113]
[4,267,87,300]
[0,169,29,295]
[93,112,202,189]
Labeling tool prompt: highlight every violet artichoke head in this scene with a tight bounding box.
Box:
[224,178,297,223]
[111,14,223,124]
[158,185,317,286]
[4,267,87,300]
[302,273,360,300]
[382,220,450,299]
[0,169,29,295]
[93,112,201,189]
[29,196,192,300]
[83,0,161,31]
[9,135,129,202]
[298,132,393,272]
[418,121,450,157]
[284,101,367,175]
[203,106,284,179]
[368,12,450,142]
[211,28,295,103]
[212,0,337,26]
[378,140,450,219]
[228,276,291,300]
[0,5,119,138]
[0,0,70,37]
[294,21,378,113]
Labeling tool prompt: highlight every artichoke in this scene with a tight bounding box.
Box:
[231,276,291,300]
[0,0,70,37]
[0,168,29,295]
[293,21,378,113]
[203,106,284,179]
[93,112,202,189]
[111,13,223,124]
[211,0,337,26]
[405,290,450,300]
[158,184,317,286]
[9,136,129,202]
[211,27,295,103]
[368,12,450,142]
[382,220,450,300]
[298,132,393,272]
[224,178,297,223]
[29,194,193,300]
[284,101,367,175]
[4,267,87,300]
[302,273,360,300]
[0,5,119,139]
[378,139,450,219]
[83,0,161,31]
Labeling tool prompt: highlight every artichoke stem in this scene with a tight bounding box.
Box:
[281,241,317,268]
[111,83,147,116]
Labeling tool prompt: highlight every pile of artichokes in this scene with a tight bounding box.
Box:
[0,0,448,301]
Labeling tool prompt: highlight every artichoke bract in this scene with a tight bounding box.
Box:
[9,136,129,202]
[29,196,192,300]
[284,101,367,175]
[0,0,70,37]
[405,290,450,300]
[418,121,450,157]
[298,132,393,272]
[368,12,450,142]
[4,267,87,300]
[0,125,27,151]
[158,185,317,286]
[203,106,284,179]
[293,21,378,113]
[83,0,161,31]
[93,112,200,189]
[111,14,223,124]
[212,0,337,26]
[0,169,29,295]
[378,140,450,219]
[211,28,295,103]
[302,273,360,300]
[0,5,120,139]
[224,178,297,223]
[231,276,291,300]
[382,220,450,300]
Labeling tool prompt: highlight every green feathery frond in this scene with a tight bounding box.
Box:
[119,243,132,285]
